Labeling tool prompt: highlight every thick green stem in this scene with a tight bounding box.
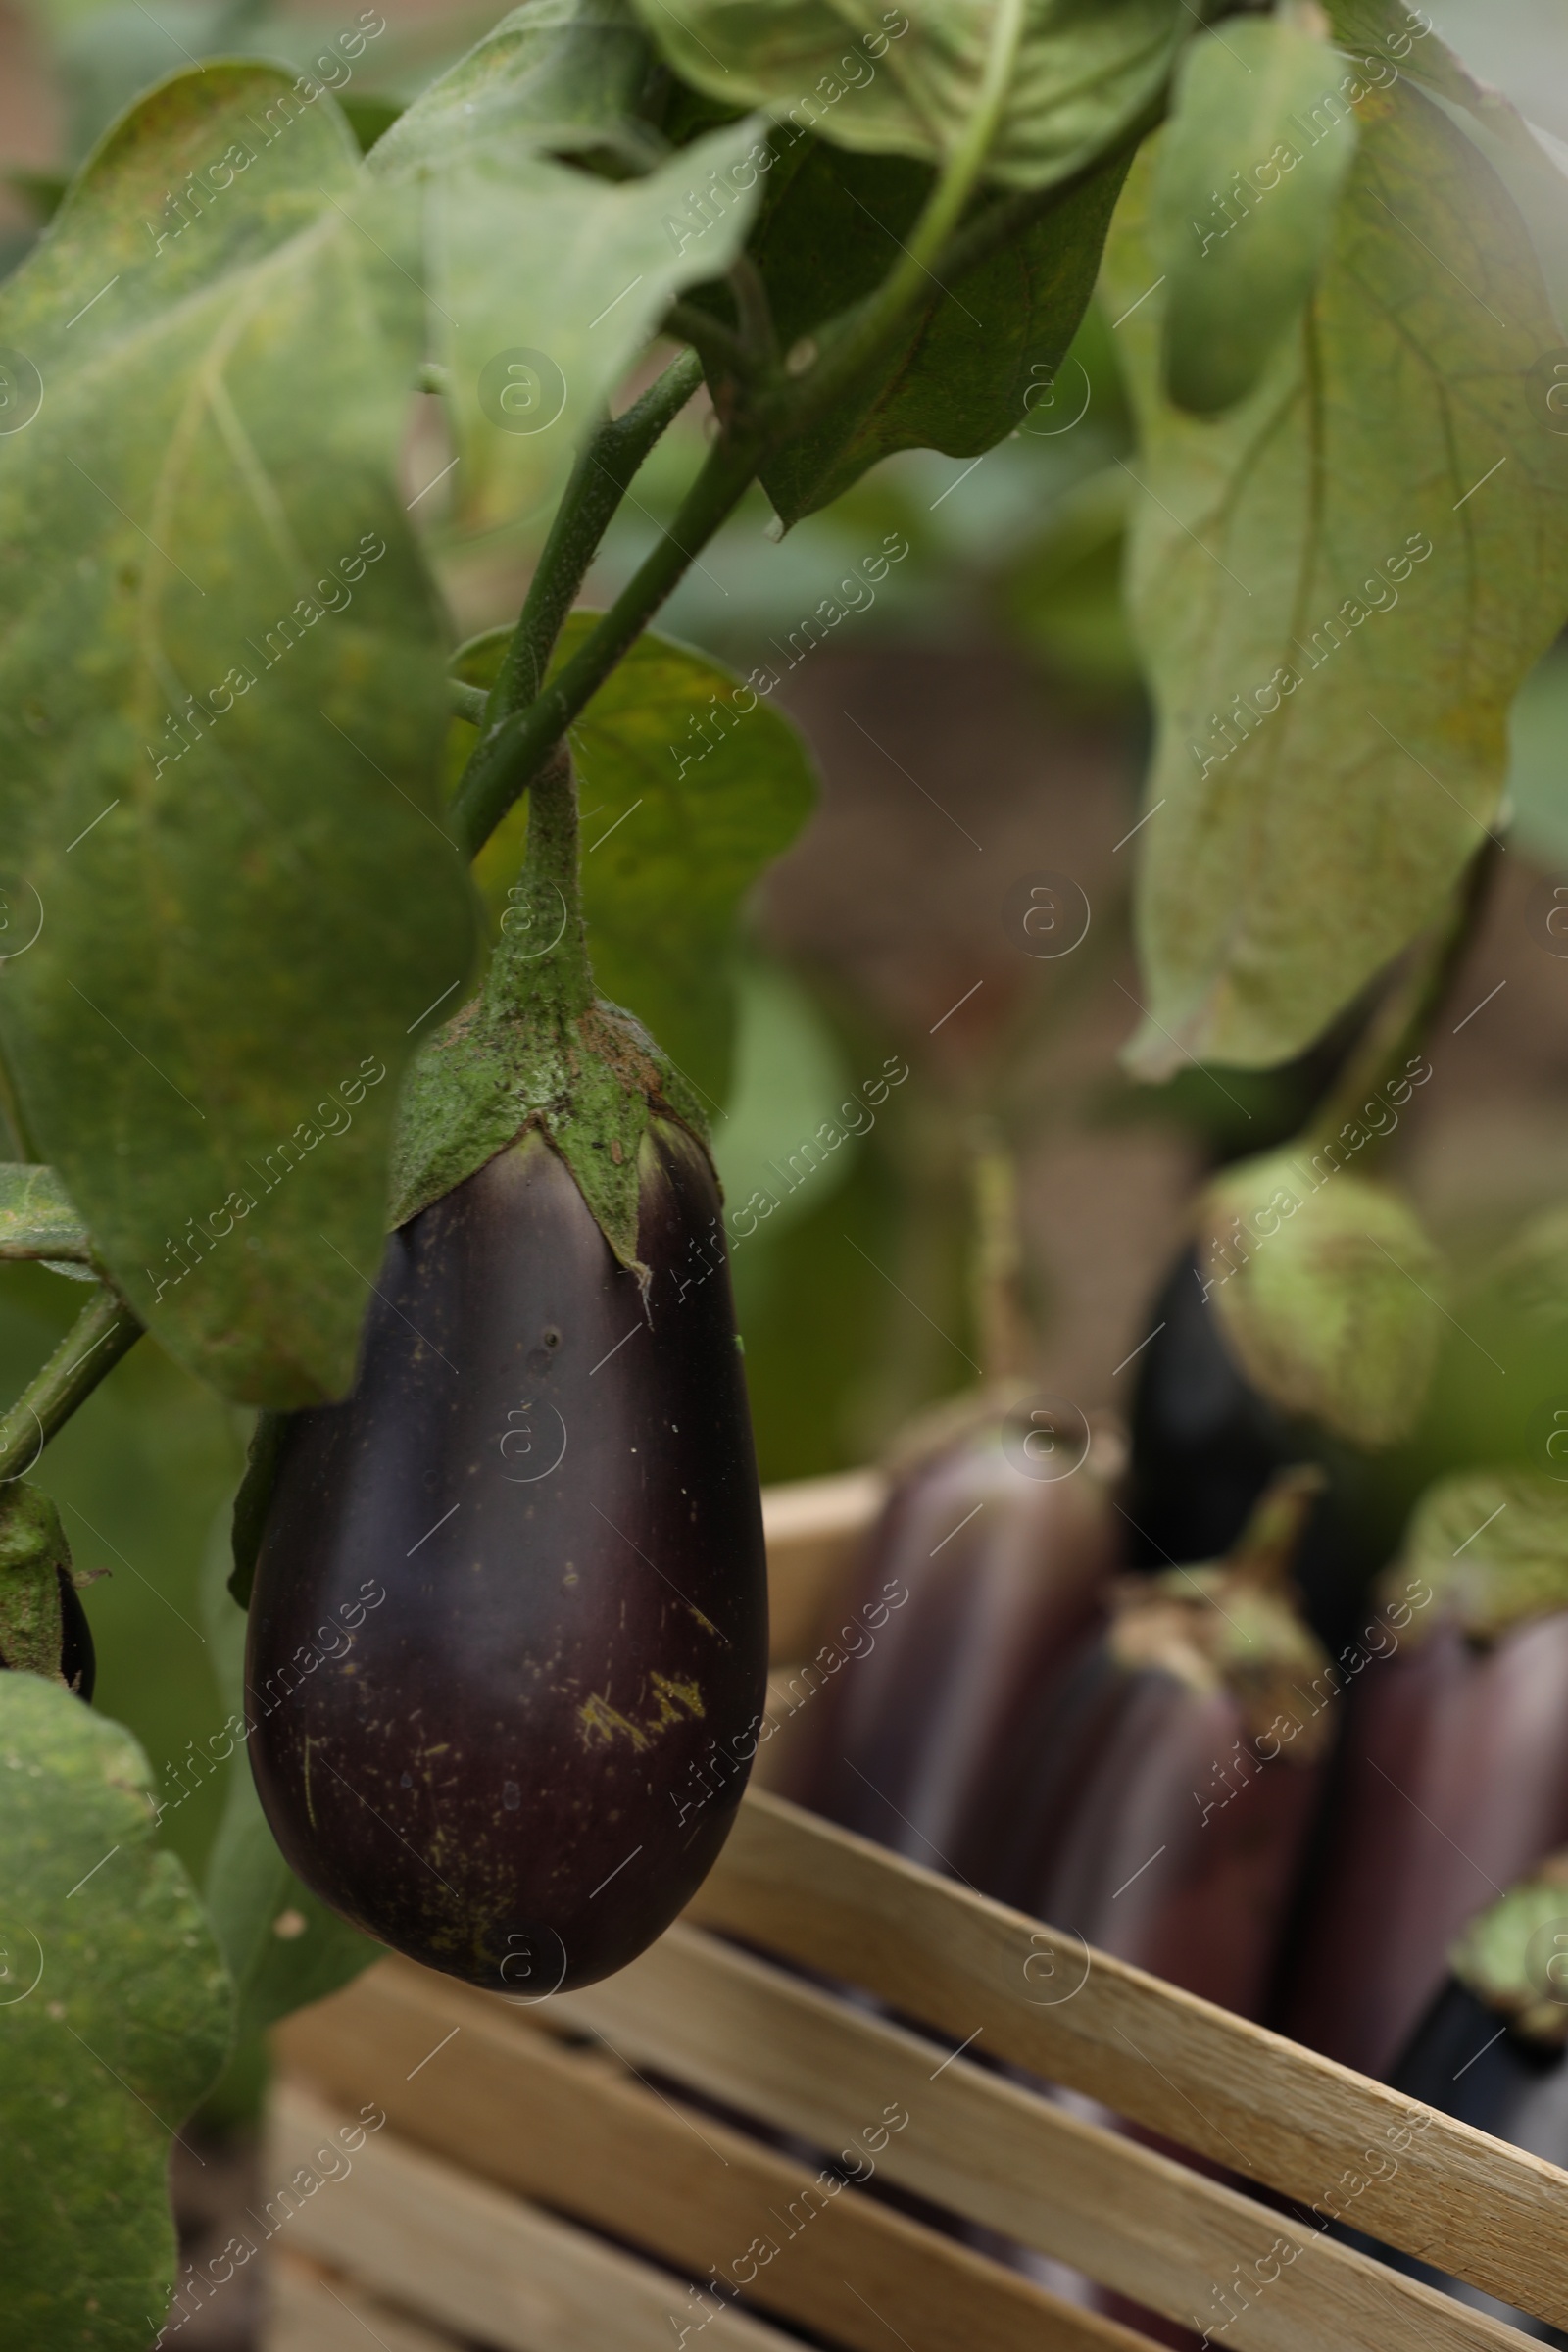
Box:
[482,744,592,1027]
[452,432,760,858]
[477,347,703,743]
[0,1286,142,1485]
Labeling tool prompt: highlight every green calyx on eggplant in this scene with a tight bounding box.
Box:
[238,750,767,1994]
[981,1466,1333,2017]
[1283,1470,1568,2077]
[1124,1245,1394,1657]
[776,1381,1124,1877]
[0,1482,95,1700]
[1197,1149,1443,1451]
[1344,1862,1568,2347]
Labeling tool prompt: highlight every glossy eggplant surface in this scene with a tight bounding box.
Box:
[778,1408,1116,1878]
[1282,1612,1568,2077]
[246,1123,767,1994]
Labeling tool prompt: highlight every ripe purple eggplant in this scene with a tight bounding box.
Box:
[774,1393,1121,1880]
[1282,1473,1568,2079]
[246,1123,765,1993]
[241,750,767,1994]
[982,1467,1334,2017]
[1338,1858,1568,2345]
[0,1484,94,1701]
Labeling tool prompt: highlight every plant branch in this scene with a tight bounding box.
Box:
[0,1286,142,1484]
[473,345,704,741]
[663,300,750,379]
[768,0,1027,439]
[451,430,760,858]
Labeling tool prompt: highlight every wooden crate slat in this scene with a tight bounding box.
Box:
[762,1469,882,1663]
[269,2081,798,2352]
[267,2249,468,2352]
[552,1918,1536,2352]
[686,1790,1568,2329]
[275,1959,1162,2352]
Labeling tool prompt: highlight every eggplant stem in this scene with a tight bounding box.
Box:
[1228,1464,1326,1589]
[0,1286,142,1485]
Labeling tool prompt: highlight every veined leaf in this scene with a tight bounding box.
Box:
[0,1165,90,1263]
[736,136,1130,522]
[1108,81,1568,1075]
[1153,18,1360,415]
[1328,0,1568,335]
[372,98,762,540]
[0,67,476,1406]
[0,1674,232,2348]
[459,617,818,1106]
[630,0,1187,191]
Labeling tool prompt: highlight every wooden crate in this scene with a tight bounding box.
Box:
[262,1473,1568,2352]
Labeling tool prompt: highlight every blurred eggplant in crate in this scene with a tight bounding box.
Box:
[1283,1470,1568,2080]
[1126,1247,1398,1658]
[979,1466,1336,2018]
[774,1388,1123,1881]
[1340,1856,1568,2345]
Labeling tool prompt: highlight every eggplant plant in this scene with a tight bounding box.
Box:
[0,0,1566,2340]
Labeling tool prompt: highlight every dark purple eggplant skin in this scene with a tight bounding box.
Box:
[983,1645,1325,2018]
[58,1568,94,1701]
[0,1568,94,1701]
[1331,1984,1568,2345]
[1281,1614,1568,2078]
[1126,1248,1392,1657]
[245,1122,767,1994]
[774,1421,1115,1877]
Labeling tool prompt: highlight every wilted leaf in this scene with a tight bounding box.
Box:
[0,1674,232,2348]
[1152,18,1359,415]
[1108,78,1568,1074]
[0,66,476,1406]
[1199,1148,1443,1446]
[742,138,1130,522]
[372,95,761,539]
[0,1164,90,1263]
[459,617,818,1104]
[631,0,1187,192]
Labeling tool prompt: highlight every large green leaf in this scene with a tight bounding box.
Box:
[369,0,660,173]
[459,618,817,1106]
[735,137,1130,522]
[631,0,1187,191]
[0,66,476,1406]
[1152,18,1360,415]
[201,1507,380,2054]
[1108,81,1568,1075]
[0,1673,232,2350]
[371,49,762,540]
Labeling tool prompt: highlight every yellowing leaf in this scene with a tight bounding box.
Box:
[1108,76,1568,1072]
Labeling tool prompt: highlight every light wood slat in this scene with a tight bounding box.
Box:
[762,1470,882,1663]
[268,2082,796,2352]
[687,1791,1568,2329]
[275,1959,1159,2352]
[267,2250,466,2352]
[553,1919,1535,2352]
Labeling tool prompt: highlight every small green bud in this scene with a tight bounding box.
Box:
[1198,1148,1442,1446]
